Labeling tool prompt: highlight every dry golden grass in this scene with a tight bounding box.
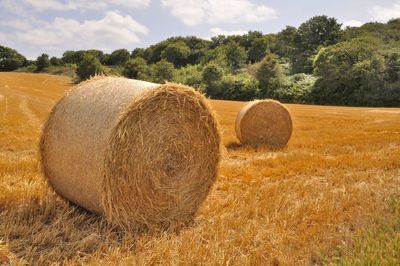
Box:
[1,73,400,265]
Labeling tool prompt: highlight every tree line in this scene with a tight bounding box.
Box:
[1,15,399,106]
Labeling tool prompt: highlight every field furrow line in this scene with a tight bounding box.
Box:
[19,98,40,128]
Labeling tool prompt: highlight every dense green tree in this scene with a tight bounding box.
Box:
[273,26,297,58]
[107,49,130,65]
[161,41,190,68]
[131,48,146,59]
[385,53,400,82]
[0,45,26,71]
[342,19,400,43]
[144,41,169,64]
[247,37,268,63]
[312,38,390,105]
[220,73,259,100]
[225,42,247,71]
[202,62,224,97]
[255,54,283,97]
[184,36,210,65]
[62,50,105,65]
[174,65,204,90]
[151,59,175,83]
[36,53,50,72]
[239,31,264,49]
[123,57,148,79]
[62,51,77,64]
[292,15,342,73]
[273,73,316,103]
[85,50,105,64]
[202,62,223,86]
[200,46,227,67]
[76,54,104,81]
[50,56,62,66]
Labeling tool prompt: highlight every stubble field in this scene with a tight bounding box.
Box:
[0,72,399,265]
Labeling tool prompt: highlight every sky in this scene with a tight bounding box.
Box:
[0,0,400,59]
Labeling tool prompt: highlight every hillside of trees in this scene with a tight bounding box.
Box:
[1,15,399,106]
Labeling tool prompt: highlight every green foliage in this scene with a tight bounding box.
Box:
[161,40,190,68]
[123,57,148,79]
[219,73,259,100]
[247,37,268,63]
[184,36,210,65]
[151,59,175,83]
[201,46,228,67]
[131,48,146,59]
[76,54,104,81]
[174,64,204,91]
[36,53,50,72]
[255,54,283,97]
[62,51,78,64]
[273,73,316,103]
[292,15,342,73]
[5,15,400,106]
[273,26,297,59]
[50,57,62,66]
[225,42,247,71]
[202,62,224,97]
[342,19,400,44]
[107,49,130,65]
[62,50,105,65]
[385,53,400,82]
[0,45,26,71]
[312,38,400,106]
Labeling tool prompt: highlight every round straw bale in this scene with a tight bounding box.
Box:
[235,99,292,148]
[40,76,221,229]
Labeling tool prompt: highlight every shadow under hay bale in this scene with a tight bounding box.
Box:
[40,77,221,230]
[235,99,293,148]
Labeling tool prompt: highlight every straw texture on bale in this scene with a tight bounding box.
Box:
[40,76,221,229]
[235,99,292,148]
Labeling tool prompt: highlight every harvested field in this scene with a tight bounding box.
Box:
[0,73,399,265]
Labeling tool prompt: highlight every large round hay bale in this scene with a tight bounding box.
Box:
[235,99,292,148]
[40,76,221,229]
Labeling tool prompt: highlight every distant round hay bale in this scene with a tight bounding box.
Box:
[235,99,292,148]
[40,76,221,229]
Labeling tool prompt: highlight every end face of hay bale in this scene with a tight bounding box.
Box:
[102,83,221,228]
[235,99,292,148]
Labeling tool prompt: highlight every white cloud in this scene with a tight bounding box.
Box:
[5,0,151,11]
[15,11,148,52]
[161,0,277,26]
[341,20,363,28]
[209,27,247,37]
[370,2,400,22]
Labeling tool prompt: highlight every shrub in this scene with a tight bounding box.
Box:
[0,45,26,71]
[255,54,283,98]
[312,38,389,106]
[174,64,204,91]
[202,62,224,97]
[220,73,259,100]
[151,59,175,83]
[36,54,50,72]
[273,74,316,103]
[123,57,148,79]
[76,54,104,81]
